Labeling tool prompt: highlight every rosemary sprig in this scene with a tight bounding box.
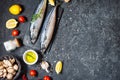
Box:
[31,9,43,22]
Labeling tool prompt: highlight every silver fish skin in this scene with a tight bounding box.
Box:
[30,0,47,44]
[40,6,57,54]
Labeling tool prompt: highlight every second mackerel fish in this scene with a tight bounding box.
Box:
[34,6,58,53]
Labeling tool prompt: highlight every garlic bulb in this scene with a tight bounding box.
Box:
[40,61,50,73]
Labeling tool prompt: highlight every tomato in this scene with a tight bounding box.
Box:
[18,16,26,23]
[43,75,51,80]
[22,74,28,80]
[12,29,19,36]
[29,70,37,77]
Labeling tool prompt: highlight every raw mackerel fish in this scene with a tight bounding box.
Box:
[23,0,47,46]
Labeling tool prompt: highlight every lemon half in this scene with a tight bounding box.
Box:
[6,19,18,29]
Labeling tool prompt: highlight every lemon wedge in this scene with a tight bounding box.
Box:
[55,61,63,74]
[48,0,55,6]
[6,19,18,29]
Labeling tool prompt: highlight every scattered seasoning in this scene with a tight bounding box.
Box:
[64,0,71,3]
[22,74,28,80]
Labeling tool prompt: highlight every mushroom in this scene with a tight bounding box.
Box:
[6,73,13,80]
[3,64,9,68]
[40,61,50,73]
[3,68,7,73]
[0,61,3,66]
[9,58,15,64]
[12,71,16,75]
[7,67,15,73]
[3,60,12,67]
[0,75,2,78]
[0,65,4,69]
[0,71,3,76]
[2,72,7,78]
[0,69,4,72]
[13,64,18,71]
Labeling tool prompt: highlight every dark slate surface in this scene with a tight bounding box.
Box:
[0,0,120,80]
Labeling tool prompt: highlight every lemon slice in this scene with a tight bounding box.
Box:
[55,61,63,74]
[6,19,18,29]
[48,0,55,6]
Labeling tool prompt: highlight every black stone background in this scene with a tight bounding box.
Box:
[0,0,120,80]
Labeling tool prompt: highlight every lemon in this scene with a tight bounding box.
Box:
[9,4,22,15]
[55,61,63,74]
[6,19,18,29]
[48,0,55,6]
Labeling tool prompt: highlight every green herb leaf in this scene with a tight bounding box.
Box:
[31,9,43,23]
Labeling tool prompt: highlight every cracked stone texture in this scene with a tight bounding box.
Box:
[0,0,120,80]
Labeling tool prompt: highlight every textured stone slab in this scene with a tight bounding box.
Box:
[0,0,120,80]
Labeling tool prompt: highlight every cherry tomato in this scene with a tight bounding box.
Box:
[18,16,26,23]
[43,75,51,80]
[29,70,37,77]
[12,29,19,36]
[22,74,28,80]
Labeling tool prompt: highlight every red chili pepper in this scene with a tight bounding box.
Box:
[22,74,28,80]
